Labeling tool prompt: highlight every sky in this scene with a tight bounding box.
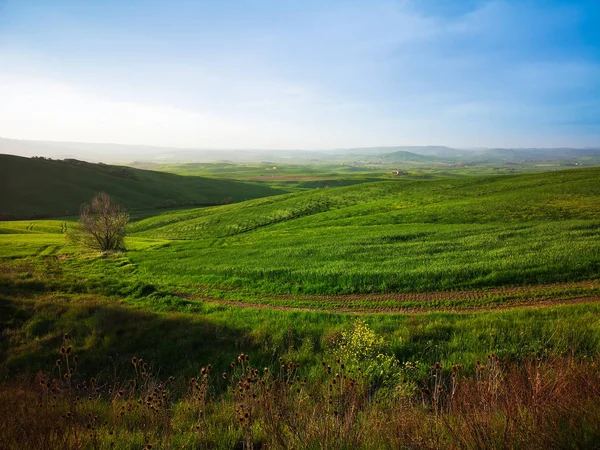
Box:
[0,0,599,150]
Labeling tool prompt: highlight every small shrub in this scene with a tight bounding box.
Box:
[334,319,406,394]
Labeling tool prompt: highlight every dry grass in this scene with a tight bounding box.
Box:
[1,341,598,449]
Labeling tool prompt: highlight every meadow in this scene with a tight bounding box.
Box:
[98,167,600,296]
[1,164,600,448]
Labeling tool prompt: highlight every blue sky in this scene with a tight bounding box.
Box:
[0,0,599,149]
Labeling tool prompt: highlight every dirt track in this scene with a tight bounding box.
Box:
[177,280,600,314]
[246,175,330,181]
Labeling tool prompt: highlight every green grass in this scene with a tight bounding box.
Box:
[1,167,599,296]
[131,161,402,191]
[120,167,600,295]
[131,167,600,238]
[2,293,599,381]
[1,166,600,448]
[0,163,600,448]
[131,161,389,180]
[1,166,599,373]
[130,157,600,185]
[127,220,599,294]
[0,154,285,219]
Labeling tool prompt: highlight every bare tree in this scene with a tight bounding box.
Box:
[77,192,129,251]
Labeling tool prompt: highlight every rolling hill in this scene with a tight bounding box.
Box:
[2,162,599,294]
[130,166,600,238]
[119,166,600,294]
[0,154,284,219]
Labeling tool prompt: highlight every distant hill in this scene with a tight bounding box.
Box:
[480,148,600,161]
[0,154,284,220]
[341,146,467,158]
[2,137,599,165]
[365,150,441,163]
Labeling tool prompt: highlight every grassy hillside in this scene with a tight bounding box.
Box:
[2,167,597,296]
[120,167,600,294]
[1,166,600,448]
[0,154,284,219]
[130,166,600,235]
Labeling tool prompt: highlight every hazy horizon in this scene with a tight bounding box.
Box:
[1,0,599,151]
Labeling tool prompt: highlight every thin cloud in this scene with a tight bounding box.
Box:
[0,0,598,149]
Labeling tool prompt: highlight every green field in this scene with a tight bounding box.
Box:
[1,167,597,297]
[2,165,599,364]
[1,167,599,294]
[1,163,600,448]
[130,155,600,189]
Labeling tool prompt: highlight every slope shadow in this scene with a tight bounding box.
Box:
[0,296,275,380]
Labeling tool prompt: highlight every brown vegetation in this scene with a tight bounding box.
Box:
[1,349,598,449]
